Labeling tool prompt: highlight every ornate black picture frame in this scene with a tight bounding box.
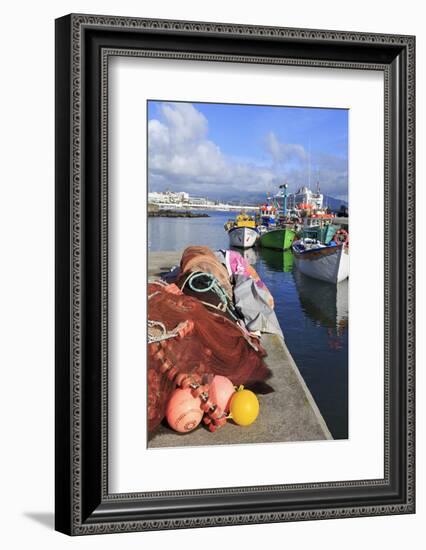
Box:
[55,14,415,535]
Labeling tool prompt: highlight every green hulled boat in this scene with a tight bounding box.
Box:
[259,227,296,250]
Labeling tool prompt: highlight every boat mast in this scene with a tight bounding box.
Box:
[279,182,289,217]
[308,137,311,189]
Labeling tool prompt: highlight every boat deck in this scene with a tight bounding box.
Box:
[147,251,333,448]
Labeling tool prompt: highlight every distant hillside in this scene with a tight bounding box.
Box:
[323,195,348,211]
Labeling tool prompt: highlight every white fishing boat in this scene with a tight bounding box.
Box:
[228,226,258,249]
[225,212,259,249]
[292,238,349,284]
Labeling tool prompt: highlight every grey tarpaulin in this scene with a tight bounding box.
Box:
[233,274,283,338]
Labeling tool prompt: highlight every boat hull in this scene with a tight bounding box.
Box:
[259,228,296,250]
[293,243,349,284]
[228,226,258,249]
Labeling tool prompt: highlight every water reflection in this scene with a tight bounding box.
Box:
[230,246,257,265]
[292,269,348,331]
[292,269,348,351]
[256,246,348,337]
[258,248,294,273]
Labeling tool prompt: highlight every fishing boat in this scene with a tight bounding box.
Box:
[228,226,258,248]
[258,227,296,250]
[301,219,338,245]
[292,238,349,284]
[258,203,278,228]
[225,212,259,249]
[258,184,297,250]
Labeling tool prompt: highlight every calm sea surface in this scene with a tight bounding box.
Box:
[148,210,348,439]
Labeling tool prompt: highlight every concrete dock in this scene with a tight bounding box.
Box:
[148,251,332,448]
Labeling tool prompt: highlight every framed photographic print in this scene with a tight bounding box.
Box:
[55,14,415,535]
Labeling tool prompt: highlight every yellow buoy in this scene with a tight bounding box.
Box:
[229,388,259,426]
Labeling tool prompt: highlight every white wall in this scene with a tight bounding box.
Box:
[0,0,423,548]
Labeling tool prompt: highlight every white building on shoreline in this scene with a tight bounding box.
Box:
[148,190,190,205]
[147,190,256,211]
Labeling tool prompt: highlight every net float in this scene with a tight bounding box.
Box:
[166,387,203,433]
[209,375,235,414]
[229,388,259,426]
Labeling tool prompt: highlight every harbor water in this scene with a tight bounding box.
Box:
[148,210,348,439]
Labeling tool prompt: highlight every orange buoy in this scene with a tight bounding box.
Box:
[166,388,203,433]
[209,375,235,414]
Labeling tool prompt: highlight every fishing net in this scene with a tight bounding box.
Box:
[180,246,233,298]
[147,281,270,433]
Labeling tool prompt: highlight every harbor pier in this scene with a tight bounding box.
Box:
[148,251,332,447]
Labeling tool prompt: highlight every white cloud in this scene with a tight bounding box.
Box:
[148,102,348,201]
[148,103,280,196]
[148,103,225,181]
[265,131,308,164]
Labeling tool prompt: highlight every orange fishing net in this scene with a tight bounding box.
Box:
[147,281,270,433]
[180,246,232,298]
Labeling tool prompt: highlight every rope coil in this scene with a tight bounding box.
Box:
[181,271,239,321]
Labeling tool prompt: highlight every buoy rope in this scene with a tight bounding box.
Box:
[149,337,229,432]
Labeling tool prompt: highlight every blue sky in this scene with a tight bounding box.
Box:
[147,101,348,202]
